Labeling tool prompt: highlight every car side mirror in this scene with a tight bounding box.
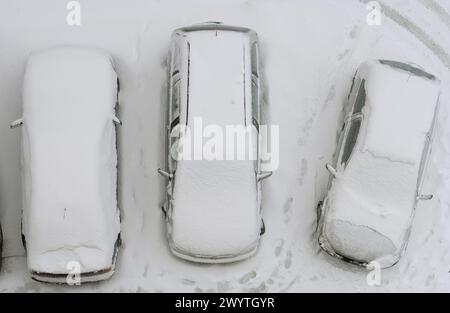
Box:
[158,168,173,180]
[10,118,24,129]
[417,194,433,201]
[326,163,337,177]
[112,115,122,126]
[257,172,272,182]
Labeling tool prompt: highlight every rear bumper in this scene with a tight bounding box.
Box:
[30,236,121,284]
[169,240,259,264]
[31,266,115,284]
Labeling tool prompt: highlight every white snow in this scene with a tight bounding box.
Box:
[21,47,120,274]
[0,0,450,292]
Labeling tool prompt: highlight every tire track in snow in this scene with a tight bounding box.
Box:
[418,0,450,30]
[361,0,450,70]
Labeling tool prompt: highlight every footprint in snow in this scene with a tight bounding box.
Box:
[425,273,435,287]
[249,282,267,293]
[217,280,231,292]
[283,197,294,224]
[182,278,196,286]
[274,238,285,257]
[298,159,308,186]
[239,271,257,284]
[284,250,292,269]
[349,25,359,39]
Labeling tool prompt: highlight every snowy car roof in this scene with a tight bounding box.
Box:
[172,24,257,128]
[187,30,248,126]
[358,60,440,165]
[22,47,120,274]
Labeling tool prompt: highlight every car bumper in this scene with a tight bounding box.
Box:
[30,236,121,284]
[169,240,259,264]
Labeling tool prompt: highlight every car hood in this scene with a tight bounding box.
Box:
[325,175,414,255]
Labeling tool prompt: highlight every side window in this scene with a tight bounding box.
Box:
[251,77,260,172]
[251,42,260,127]
[169,78,181,172]
[171,44,181,76]
[352,80,366,115]
[251,42,260,172]
[169,43,181,131]
[170,79,180,131]
[251,42,259,77]
[251,79,259,127]
[340,117,362,167]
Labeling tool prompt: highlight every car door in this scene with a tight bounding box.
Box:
[338,115,362,170]
[320,77,365,225]
[163,61,181,219]
[168,73,181,173]
[415,95,439,199]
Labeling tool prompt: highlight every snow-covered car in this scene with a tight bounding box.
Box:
[11,47,122,283]
[158,23,272,263]
[317,60,440,268]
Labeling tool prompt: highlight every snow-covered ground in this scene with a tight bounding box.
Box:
[0,0,449,292]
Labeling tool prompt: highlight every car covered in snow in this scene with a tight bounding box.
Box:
[11,47,122,283]
[158,23,272,263]
[317,60,440,268]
